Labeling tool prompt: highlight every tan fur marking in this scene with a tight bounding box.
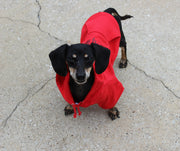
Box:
[85,67,92,74]
[69,67,77,80]
[111,12,118,16]
[65,104,73,110]
[84,54,88,58]
[121,47,127,60]
[109,110,116,115]
[69,67,76,74]
[72,54,77,58]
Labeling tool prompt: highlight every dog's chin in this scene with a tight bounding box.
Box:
[74,79,87,85]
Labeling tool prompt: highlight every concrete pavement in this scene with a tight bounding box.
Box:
[0,0,180,150]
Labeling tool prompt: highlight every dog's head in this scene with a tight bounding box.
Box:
[49,43,110,84]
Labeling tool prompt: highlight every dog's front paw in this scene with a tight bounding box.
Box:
[64,104,74,116]
[119,59,128,68]
[108,107,120,120]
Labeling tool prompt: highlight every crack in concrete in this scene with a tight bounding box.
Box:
[34,0,67,42]
[0,1,64,129]
[0,16,64,43]
[128,61,180,99]
[1,0,70,44]
[35,0,41,28]
[1,77,55,128]
[0,16,37,26]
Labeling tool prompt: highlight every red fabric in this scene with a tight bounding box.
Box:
[56,12,124,113]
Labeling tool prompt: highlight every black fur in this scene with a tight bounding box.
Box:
[49,44,68,76]
[91,43,110,74]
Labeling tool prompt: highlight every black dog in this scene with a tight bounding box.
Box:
[49,8,132,120]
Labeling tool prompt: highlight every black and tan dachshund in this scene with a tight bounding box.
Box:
[49,8,132,120]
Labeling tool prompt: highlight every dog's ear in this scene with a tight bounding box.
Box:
[91,43,110,74]
[49,44,69,76]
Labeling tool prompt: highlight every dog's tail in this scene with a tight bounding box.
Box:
[104,8,133,21]
[120,15,133,20]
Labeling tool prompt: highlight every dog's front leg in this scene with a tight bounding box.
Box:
[108,107,120,120]
[64,104,74,116]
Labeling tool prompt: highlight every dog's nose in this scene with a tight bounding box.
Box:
[76,72,85,83]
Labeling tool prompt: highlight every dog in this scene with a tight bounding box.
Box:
[49,8,132,120]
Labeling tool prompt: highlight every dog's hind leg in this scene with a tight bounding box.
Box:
[118,14,133,68]
[119,44,128,68]
[118,18,128,68]
[104,8,128,68]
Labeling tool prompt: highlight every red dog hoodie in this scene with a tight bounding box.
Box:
[56,12,124,118]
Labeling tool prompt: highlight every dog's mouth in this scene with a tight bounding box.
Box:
[74,79,87,85]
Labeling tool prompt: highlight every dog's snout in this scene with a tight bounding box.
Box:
[76,72,85,82]
[76,61,86,83]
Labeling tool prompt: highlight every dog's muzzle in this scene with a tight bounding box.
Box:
[69,67,92,85]
[76,72,86,83]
